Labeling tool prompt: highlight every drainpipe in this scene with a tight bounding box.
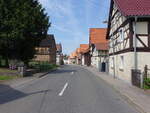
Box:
[108,32,116,78]
[133,17,138,70]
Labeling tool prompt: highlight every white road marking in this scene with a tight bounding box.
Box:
[59,83,68,96]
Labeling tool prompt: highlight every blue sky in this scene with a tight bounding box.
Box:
[39,0,110,55]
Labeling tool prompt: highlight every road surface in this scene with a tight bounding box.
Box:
[0,65,139,113]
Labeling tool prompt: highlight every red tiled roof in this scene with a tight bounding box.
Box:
[70,51,77,59]
[95,43,109,51]
[39,35,56,48]
[89,28,108,45]
[69,54,74,59]
[73,53,77,57]
[114,0,150,16]
[82,48,90,54]
[76,48,81,54]
[80,44,89,52]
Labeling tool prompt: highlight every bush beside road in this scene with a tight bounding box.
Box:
[0,61,59,82]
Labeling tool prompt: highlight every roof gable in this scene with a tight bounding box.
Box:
[89,28,107,45]
[94,43,109,51]
[39,34,56,49]
[80,44,89,53]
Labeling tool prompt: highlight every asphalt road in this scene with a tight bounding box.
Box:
[0,65,139,113]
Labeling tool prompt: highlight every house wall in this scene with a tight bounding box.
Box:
[91,56,100,68]
[109,21,150,83]
[91,46,108,69]
[108,1,150,84]
[69,58,76,64]
[34,55,50,62]
[109,52,150,83]
[56,55,63,65]
[82,53,91,66]
[109,52,134,83]
[91,48,99,68]
[81,55,85,65]
[34,47,56,64]
[136,22,148,47]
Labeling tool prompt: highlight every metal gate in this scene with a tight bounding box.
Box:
[131,69,141,88]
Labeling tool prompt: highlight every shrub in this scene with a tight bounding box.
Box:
[143,78,150,89]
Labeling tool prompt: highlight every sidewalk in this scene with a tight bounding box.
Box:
[84,66,150,113]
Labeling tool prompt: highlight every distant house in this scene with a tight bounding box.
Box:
[68,52,77,64]
[56,43,63,65]
[76,48,82,65]
[107,0,150,83]
[89,28,108,71]
[92,43,109,71]
[63,55,69,64]
[79,44,90,66]
[81,49,91,66]
[34,35,56,64]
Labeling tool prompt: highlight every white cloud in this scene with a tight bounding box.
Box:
[38,0,89,54]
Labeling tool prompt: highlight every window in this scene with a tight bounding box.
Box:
[120,56,124,70]
[119,28,124,42]
[111,57,114,68]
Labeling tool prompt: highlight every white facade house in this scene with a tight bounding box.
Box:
[91,47,100,68]
[107,0,150,84]
[89,28,108,71]
[90,43,108,71]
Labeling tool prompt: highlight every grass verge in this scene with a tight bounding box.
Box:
[0,75,21,81]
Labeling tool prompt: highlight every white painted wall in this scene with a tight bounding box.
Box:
[109,52,134,83]
[81,55,85,65]
[91,48,99,68]
[109,52,150,83]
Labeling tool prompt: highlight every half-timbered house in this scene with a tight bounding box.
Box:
[89,28,108,70]
[107,0,150,83]
[76,48,82,65]
[69,52,77,64]
[34,35,56,64]
[79,44,89,66]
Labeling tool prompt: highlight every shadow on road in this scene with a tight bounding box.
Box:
[0,84,51,105]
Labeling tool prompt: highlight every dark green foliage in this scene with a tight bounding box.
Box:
[29,61,58,72]
[0,0,50,66]
[143,78,150,89]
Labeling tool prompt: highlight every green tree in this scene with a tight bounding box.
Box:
[0,0,50,67]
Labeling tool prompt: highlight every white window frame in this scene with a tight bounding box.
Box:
[119,28,124,42]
